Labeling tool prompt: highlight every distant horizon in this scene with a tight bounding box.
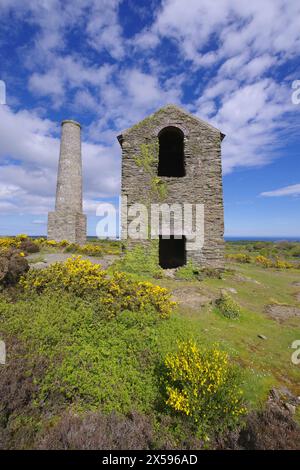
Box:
[1,234,300,243]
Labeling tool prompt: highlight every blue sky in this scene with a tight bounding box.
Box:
[0,0,299,238]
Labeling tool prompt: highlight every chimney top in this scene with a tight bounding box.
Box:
[61,119,81,128]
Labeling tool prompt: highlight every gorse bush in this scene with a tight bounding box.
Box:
[225,245,299,269]
[79,243,103,256]
[20,256,175,319]
[273,258,293,269]
[33,237,120,256]
[226,253,251,263]
[164,341,246,439]
[255,255,294,269]
[215,292,241,319]
[0,234,39,252]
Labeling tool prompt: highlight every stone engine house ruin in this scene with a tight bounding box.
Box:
[118,105,225,269]
[47,105,225,269]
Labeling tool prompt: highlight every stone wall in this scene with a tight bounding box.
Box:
[119,104,225,269]
[48,212,86,245]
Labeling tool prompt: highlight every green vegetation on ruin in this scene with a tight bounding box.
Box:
[134,142,168,200]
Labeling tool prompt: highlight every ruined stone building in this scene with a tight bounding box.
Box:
[48,120,86,244]
[47,105,224,268]
[118,105,225,269]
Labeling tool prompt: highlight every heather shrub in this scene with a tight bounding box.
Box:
[19,239,40,254]
[164,341,246,439]
[0,337,44,449]
[37,411,154,450]
[0,248,29,287]
[215,292,241,319]
[237,403,300,450]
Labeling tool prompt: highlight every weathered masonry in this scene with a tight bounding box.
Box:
[48,120,86,244]
[118,104,225,269]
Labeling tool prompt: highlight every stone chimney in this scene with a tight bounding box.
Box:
[48,120,86,244]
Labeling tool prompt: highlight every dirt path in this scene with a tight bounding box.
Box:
[27,253,118,270]
[171,286,215,310]
[265,304,300,322]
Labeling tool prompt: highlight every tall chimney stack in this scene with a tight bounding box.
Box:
[48,120,86,244]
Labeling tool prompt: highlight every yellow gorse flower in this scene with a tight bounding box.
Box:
[20,256,176,318]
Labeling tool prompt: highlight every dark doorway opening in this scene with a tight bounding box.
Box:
[159,235,186,269]
[158,126,185,177]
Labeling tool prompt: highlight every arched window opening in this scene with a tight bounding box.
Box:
[158,126,185,177]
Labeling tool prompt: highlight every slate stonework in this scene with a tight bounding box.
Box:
[118,104,225,269]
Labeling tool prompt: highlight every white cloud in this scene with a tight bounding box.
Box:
[0,0,124,60]
[29,71,65,100]
[0,0,300,229]
[0,106,120,215]
[197,79,294,173]
[85,0,124,59]
[128,0,300,174]
[0,105,59,168]
[32,219,47,225]
[261,184,300,197]
[146,0,300,65]
[29,56,114,107]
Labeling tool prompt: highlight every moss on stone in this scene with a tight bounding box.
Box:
[134,143,168,200]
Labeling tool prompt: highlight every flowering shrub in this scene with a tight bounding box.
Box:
[273,258,293,269]
[0,236,25,250]
[79,244,103,256]
[15,234,28,241]
[20,256,175,318]
[58,239,70,247]
[45,239,59,247]
[226,253,251,263]
[255,255,274,268]
[216,291,241,319]
[255,255,294,269]
[226,250,299,269]
[0,235,39,254]
[165,341,246,439]
[0,237,16,250]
